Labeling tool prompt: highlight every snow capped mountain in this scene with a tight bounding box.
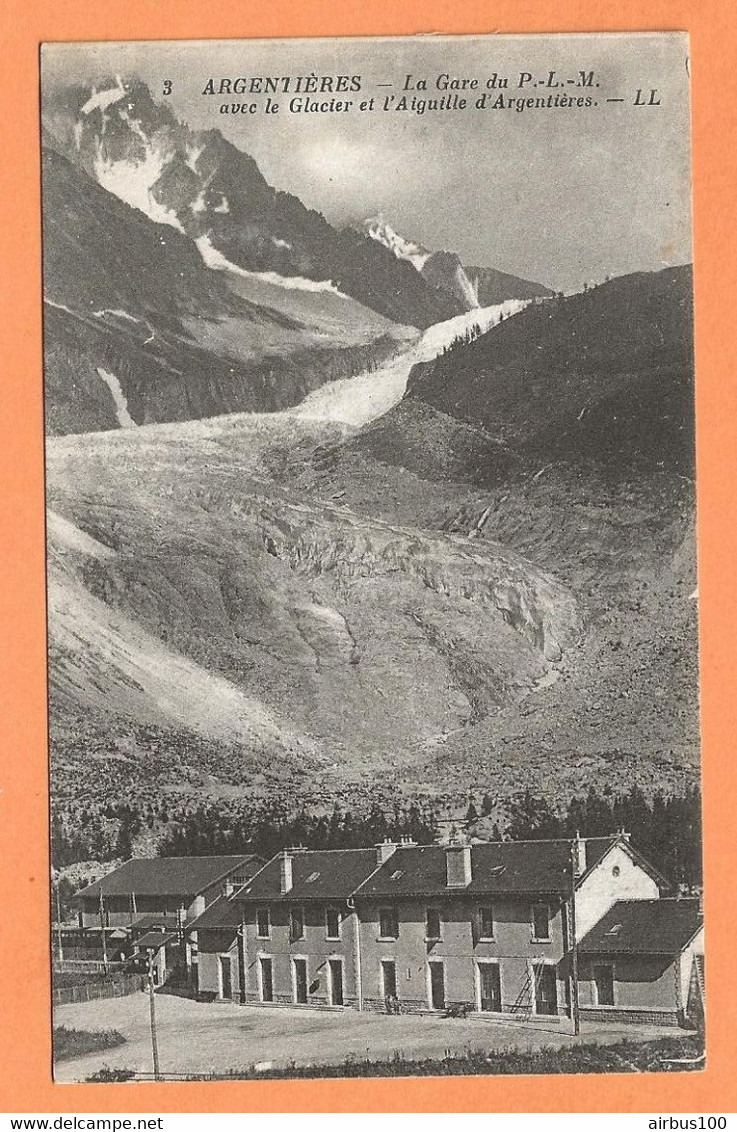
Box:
[364,215,554,312]
[45,78,462,329]
[364,216,431,270]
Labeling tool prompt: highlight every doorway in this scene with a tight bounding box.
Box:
[428,960,445,1010]
[218,954,232,1000]
[293,957,308,1004]
[478,962,502,1012]
[329,958,344,1006]
[381,959,397,1000]
[533,962,558,1016]
[259,956,273,1002]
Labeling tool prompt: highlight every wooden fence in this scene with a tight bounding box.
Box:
[53,972,146,1006]
[54,960,128,975]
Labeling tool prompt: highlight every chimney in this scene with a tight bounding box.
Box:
[573,832,587,877]
[445,839,472,888]
[223,879,234,898]
[375,839,397,867]
[279,850,293,894]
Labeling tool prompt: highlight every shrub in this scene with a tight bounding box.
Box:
[54,1026,126,1063]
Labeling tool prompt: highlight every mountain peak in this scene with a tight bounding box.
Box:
[363,216,431,270]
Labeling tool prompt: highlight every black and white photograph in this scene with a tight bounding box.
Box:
[41,33,703,1082]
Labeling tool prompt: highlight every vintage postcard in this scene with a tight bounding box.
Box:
[40,33,701,1083]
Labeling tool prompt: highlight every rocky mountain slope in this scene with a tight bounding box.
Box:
[44,79,461,329]
[42,144,414,434]
[405,266,693,475]
[280,267,698,801]
[46,267,699,810]
[41,78,698,814]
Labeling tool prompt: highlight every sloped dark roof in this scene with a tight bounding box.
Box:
[130,913,181,933]
[187,894,244,933]
[75,855,263,900]
[237,848,380,903]
[135,930,178,950]
[579,899,703,955]
[354,838,619,899]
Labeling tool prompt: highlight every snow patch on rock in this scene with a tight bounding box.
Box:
[80,76,126,117]
[93,142,184,232]
[365,216,431,270]
[195,234,346,295]
[97,367,137,428]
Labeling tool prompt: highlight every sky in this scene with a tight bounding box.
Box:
[41,34,692,292]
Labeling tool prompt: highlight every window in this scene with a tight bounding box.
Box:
[325,906,341,940]
[289,906,305,941]
[379,906,398,939]
[593,963,615,1006]
[425,907,442,940]
[478,905,495,940]
[305,871,320,884]
[531,903,550,941]
[256,907,271,938]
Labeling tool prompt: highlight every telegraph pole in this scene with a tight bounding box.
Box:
[98,887,109,973]
[570,840,581,1037]
[147,948,161,1081]
[54,879,64,963]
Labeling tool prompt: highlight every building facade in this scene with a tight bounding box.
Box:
[68,855,263,981]
[191,834,701,1027]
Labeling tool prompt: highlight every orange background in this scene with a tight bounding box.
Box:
[1,0,735,1114]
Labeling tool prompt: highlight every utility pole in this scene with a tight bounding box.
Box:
[569,840,581,1037]
[54,880,64,963]
[147,948,161,1081]
[98,887,109,973]
[237,920,247,1005]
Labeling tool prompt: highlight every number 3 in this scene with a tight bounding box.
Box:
[162,80,173,96]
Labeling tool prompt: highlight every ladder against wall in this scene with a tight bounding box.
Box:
[508,962,554,1019]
